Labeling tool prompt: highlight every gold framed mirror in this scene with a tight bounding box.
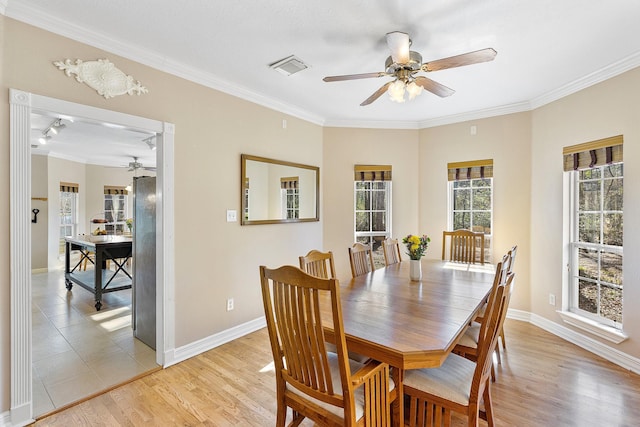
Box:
[241,154,319,225]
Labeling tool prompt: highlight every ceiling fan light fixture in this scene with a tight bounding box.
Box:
[388,80,406,103]
[406,81,423,100]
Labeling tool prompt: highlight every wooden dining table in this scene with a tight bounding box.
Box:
[320,258,496,425]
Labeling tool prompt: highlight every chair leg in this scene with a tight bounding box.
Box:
[500,326,507,350]
[482,381,495,427]
[494,342,502,365]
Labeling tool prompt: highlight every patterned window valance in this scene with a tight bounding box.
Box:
[280,177,299,189]
[563,135,623,172]
[104,185,128,195]
[354,165,392,181]
[447,159,493,181]
[60,182,79,193]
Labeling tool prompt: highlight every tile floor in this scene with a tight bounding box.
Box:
[32,267,158,417]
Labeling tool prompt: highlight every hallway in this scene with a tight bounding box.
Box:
[31,269,158,416]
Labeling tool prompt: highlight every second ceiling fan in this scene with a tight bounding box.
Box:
[323,31,497,106]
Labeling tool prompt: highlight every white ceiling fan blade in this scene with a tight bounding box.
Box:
[386,31,410,64]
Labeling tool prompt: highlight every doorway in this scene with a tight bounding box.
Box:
[9,89,175,425]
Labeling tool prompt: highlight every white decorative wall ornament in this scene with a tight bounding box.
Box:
[53,58,148,98]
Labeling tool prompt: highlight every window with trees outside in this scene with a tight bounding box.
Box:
[354,165,392,268]
[104,186,128,234]
[59,182,79,254]
[281,177,299,219]
[447,160,493,262]
[565,136,623,329]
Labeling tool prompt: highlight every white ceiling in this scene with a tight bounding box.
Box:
[7,0,640,133]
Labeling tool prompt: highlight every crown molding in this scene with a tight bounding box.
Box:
[323,118,420,130]
[419,101,532,128]
[530,51,640,110]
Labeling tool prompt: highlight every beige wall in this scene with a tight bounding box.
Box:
[419,112,533,312]
[323,128,420,280]
[1,17,323,411]
[531,67,640,357]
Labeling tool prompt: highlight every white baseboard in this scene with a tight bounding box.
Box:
[507,308,640,375]
[163,316,266,367]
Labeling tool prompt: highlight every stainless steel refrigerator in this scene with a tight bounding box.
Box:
[133,176,156,349]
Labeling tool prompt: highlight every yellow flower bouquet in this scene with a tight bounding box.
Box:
[402,234,431,260]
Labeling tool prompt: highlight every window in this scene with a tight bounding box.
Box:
[447,160,493,262]
[244,177,250,221]
[59,182,79,254]
[104,186,128,234]
[565,136,623,328]
[354,165,392,268]
[280,177,299,219]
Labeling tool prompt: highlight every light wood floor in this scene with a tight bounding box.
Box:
[32,320,640,426]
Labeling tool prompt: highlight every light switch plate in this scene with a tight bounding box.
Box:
[226,209,237,222]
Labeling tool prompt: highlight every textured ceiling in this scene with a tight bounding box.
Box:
[6,0,640,132]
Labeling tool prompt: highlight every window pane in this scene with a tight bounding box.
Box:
[472,188,491,210]
[473,178,491,188]
[453,189,470,210]
[372,190,386,210]
[355,181,370,190]
[600,284,622,323]
[601,252,622,286]
[579,181,600,211]
[578,248,598,280]
[372,181,386,190]
[578,213,600,243]
[371,212,386,232]
[603,178,623,211]
[603,164,623,178]
[578,280,597,314]
[355,212,370,232]
[453,212,470,230]
[472,212,491,233]
[453,180,470,188]
[603,213,623,246]
[580,169,600,180]
[355,191,370,210]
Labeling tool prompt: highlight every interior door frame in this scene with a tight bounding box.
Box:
[9,89,176,424]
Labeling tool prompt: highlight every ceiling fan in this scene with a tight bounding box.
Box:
[323,31,497,106]
[124,156,156,172]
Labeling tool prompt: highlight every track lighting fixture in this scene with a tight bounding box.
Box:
[39,118,67,144]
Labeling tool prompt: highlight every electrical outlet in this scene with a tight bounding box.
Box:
[227,298,234,311]
[226,210,237,222]
[549,294,556,306]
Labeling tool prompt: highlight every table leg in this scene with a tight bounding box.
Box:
[94,248,103,311]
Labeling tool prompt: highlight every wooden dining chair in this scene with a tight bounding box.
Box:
[260,265,393,426]
[382,238,402,266]
[403,272,514,427]
[454,254,511,377]
[299,249,337,279]
[300,250,371,364]
[498,245,517,350]
[442,230,485,264]
[348,242,376,277]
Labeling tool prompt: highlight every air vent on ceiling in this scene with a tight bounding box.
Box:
[269,55,309,76]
